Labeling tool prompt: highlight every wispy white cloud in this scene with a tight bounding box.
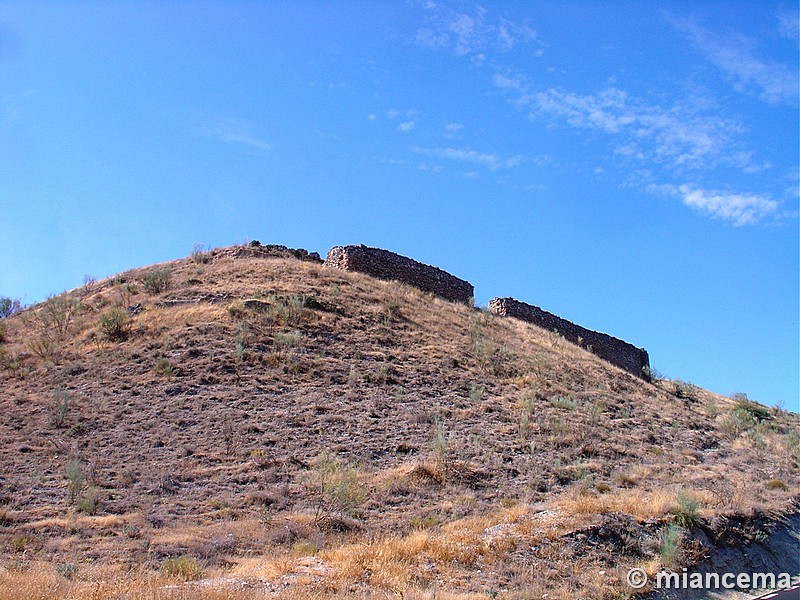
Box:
[443,122,464,139]
[412,146,522,170]
[214,119,271,152]
[674,19,798,106]
[387,108,418,120]
[397,120,416,133]
[778,10,799,40]
[416,3,543,60]
[528,87,746,172]
[410,4,790,226]
[496,79,784,225]
[647,183,779,226]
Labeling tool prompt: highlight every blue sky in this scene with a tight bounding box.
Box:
[1,1,797,409]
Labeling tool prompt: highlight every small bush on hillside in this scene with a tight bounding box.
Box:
[673,490,700,528]
[673,379,699,401]
[0,348,19,372]
[731,395,771,422]
[0,321,6,343]
[77,486,100,515]
[0,297,22,319]
[56,563,78,580]
[550,396,578,410]
[65,459,85,504]
[50,387,71,428]
[160,555,202,580]
[141,267,172,294]
[98,306,131,341]
[154,357,174,378]
[27,337,57,361]
[765,479,788,490]
[35,294,82,340]
[268,294,306,328]
[720,399,770,438]
[190,243,211,264]
[658,524,683,569]
[311,452,366,523]
[473,336,519,378]
[383,299,402,323]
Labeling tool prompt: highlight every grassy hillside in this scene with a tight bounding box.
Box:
[0,245,797,599]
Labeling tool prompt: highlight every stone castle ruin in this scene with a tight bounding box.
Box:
[317,243,649,379]
[324,245,474,305]
[488,297,650,379]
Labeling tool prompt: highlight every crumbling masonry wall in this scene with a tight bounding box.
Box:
[324,245,474,305]
[488,297,650,379]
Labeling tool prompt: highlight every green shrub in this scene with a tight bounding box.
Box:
[98,306,131,341]
[0,297,22,319]
[765,479,788,491]
[720,400,769,438]
[673,379,699,401]
[50,387,71,428]
[268,294,306,328]
[77,487,100,515]
[155,357,174,378]
[27,337,57,360]
[160,555,202,580]
[35,294,81,341]
[658,524,683,569]
[56,563,78,580]
[550,396,578,410]
[383,299,402,323]
[473,336,519,378]
[732,396,771,422]
[141,267,172,294]
[190,243,211,264]
[65,459,85,503]
[0,321,6,343]
[0,348,19,371]
[311,451,367,521]
[673,490,700,528]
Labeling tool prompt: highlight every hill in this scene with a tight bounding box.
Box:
[0,244,797,599]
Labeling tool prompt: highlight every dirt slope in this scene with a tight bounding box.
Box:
[0,245,797,599]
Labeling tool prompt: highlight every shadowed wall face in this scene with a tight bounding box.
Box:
[324,245,474,304]
[488,297,650,379]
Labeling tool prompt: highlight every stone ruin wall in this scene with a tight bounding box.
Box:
[321,244,648,378]
[488,297,650,379]
[324,245,474,305]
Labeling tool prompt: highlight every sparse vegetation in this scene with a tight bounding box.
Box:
[159,555,202,580]
[673,489,700,528]
[720,397,772,439]
[49,387,71,428]
[98,306,131,341]
[658,523,684,569]
[32,294,82,342]
[311,451,367,525]
[65,459,85,504]
[190,242,212,264]
[154,356,174,378]
[26,336,57,361]
[550,395,578,410]
[0,296,22,319]
[672,379,699,401]
[140,267,172,294]
[76,486,100,515]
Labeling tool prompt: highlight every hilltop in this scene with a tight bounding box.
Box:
[0,244,797,599]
